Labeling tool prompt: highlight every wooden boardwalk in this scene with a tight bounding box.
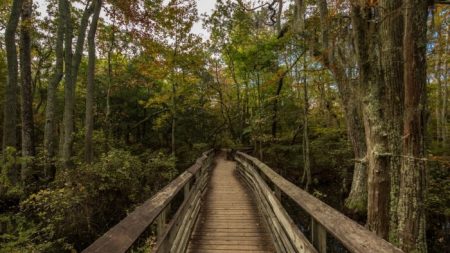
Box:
[84,150,404,253]
[187,155,274,253]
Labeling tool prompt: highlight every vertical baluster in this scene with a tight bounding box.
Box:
[311,219,327,253]
[184,181,190,199]
[157,206,168,240]
[274,185,281,200]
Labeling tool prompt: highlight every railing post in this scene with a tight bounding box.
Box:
[184,181,190,199]
[274,186,281,200]
[311,219,327,253]
[157,206,168,240]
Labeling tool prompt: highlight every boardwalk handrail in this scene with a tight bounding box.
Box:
[82,150,215,253]
[233,151,404,253]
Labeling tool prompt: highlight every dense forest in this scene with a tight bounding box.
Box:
[0,0,449,252]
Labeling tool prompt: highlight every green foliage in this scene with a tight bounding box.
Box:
[0,147,24,204]
[3,148,178,252]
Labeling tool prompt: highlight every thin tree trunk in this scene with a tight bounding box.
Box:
[84,0,102,164]
[397,0,428,251]
[19,0,35,183]
[171,82,176,156]
[62,1,93,168]
[105,22,115,147]
[301,53,311,192]
[61,0,74,168]
[3,0,23,155]
[271,77,283,138]
[441,26,449,148]
[44,0,64,179]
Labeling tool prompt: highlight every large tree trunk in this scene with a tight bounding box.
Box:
[3,0,23,154]
[19,0,35,183]
[44,0,65,179]
[85,0,102,164]
[351,2,391,239]
[341,82,368,214]
[397,0,428,251]
[317,0,368,214]
[3,0,23,186]
[378,0,405,242]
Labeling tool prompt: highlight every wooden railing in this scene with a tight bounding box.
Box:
[82,150,215,253]
[233,151,404,253]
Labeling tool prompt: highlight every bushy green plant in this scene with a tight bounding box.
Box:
[0,147,24,207]
[17,149,148,251]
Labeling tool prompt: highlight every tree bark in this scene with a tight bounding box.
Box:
[3,0,23,155]
[351,2,391,239]
[62,1,93,168]
[19,0,35,183]
[61,0,74,168]
[84,0,102,164]
[44,0,65,179]
[377,0,405,241]
[397,0,428,251]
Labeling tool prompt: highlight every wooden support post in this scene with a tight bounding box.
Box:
[274,186,281,200]
[184,181,190,199]
[311,219,327,253]
[157,207,167,240]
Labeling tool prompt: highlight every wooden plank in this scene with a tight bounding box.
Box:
[312,219,327,253]
[188,154,274,253]
[236,152,404,253]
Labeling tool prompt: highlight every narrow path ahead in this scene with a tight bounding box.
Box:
[187,154,274,253]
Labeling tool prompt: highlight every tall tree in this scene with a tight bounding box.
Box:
[85,0,102,163]
[3,0,23,155]
[44,0,65,179]
[315,0,368,214]
[350,1,393,238]
[378,0,405,241]
[19,0,35,183]
[62,1,93,168]
[397,0,428,251]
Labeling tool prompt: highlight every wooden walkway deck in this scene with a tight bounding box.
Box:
[187,155,274,253]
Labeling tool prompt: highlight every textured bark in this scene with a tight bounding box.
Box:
[3,0,23,154]
[44,0,65,178]
[351,2,391,239]
[19,0,35,183]
[85,0,102,164]
[342,82,368,214]
[378,0,405,242]
[397,0,428,251]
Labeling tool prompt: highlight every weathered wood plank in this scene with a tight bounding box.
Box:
[188,154,274,253]
[312,219,327,253]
